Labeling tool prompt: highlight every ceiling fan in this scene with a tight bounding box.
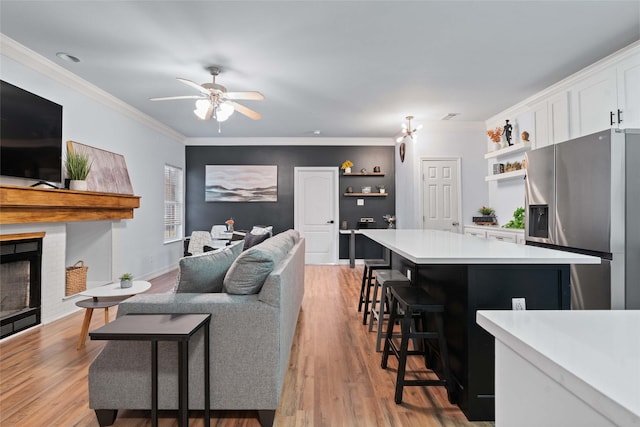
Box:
[150,66,264,123]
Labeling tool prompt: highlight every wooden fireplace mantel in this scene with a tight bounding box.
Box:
[0,184,141,224]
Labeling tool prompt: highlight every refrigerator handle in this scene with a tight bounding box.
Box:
[609,111,615,126]
[617,109,623,124]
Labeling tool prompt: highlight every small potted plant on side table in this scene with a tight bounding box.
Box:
[119,273,133,288]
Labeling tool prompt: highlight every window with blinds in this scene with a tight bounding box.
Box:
[164,164,183,243]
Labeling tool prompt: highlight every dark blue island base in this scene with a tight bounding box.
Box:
[391,256,570,421]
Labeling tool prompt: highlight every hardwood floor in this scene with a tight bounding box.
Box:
[0,266,493,427]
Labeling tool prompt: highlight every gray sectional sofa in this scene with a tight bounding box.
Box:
[88,230,305,426]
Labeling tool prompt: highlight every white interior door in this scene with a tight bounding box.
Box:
[294,167,338,264]
[421,159,461,232]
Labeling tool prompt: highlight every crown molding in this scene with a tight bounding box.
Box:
[184,137,395,146]
[0,34,185,143]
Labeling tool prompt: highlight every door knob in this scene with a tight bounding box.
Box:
[452,221,460,226]
[327,220,334,224]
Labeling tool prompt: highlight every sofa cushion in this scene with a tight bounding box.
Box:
[242,231,270,250]
[175,242,243,293]
[223,230,297,294]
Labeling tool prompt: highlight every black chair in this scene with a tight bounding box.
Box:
[381,285,455,405]
[358,258,390,325]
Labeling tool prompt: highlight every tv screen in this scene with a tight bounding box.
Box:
[0,80,63,184]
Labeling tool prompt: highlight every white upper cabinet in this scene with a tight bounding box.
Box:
[570,51,640,137]
[530,91,570,149]
[570,68,618,137]
[616,54,640,129]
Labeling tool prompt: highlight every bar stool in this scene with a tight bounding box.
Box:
[381,285,455,405]
[368,270,410,352]
[358,258,390,325]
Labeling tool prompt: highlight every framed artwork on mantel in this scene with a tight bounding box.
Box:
[66,141,133,195]
[205,165,277,202]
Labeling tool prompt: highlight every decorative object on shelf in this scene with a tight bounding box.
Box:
[225,218,235,232]
[361,186,372,194]
[65,147,92,191]
[504,160,522,172]
[493,163,505,175]
[395,115,422,143]
[502,119,513,146]
[346,186,353,193]
[377,184,386,194]
[65,260,88,296]
[341,220,348,230]
[487,127,503,143]
[360,168,367,173]
[503,207,525,229]
[521,131,530,142]
[119,273,133,289]
[382,214,396,229]
[473,206,497,225]
[341,160,354,174]
[373,166,381,173]
[399,142,406,163]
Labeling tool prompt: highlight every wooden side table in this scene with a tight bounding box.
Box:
[90,313,211,427]
[75,280,151,350]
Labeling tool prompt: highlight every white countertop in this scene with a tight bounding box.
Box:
[477,310,640,425]
[361,229,600,264]
[464,224,524,233]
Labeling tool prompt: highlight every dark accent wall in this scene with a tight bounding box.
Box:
[185,145,395,259]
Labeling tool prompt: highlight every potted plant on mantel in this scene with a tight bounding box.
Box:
[65,150,92,191]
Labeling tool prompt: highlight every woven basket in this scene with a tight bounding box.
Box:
[65,260,88,296]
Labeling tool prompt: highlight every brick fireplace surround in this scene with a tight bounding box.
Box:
[0,185,139,336]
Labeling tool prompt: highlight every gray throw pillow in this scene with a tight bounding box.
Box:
[175,243,242,293]
[243,232,270,250]
[223,230,295,294]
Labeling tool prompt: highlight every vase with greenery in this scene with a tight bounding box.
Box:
[65,150,92,191]
[119,273,133,288]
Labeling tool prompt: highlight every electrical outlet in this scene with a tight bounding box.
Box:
[512,297,526,311]
[357,199,364,206]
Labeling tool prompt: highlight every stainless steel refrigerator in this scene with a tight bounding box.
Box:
[525,128,640,309]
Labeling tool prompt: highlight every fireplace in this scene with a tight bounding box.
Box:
[0,235,42,339]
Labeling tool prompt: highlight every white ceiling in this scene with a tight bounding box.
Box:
[1,1,638,139]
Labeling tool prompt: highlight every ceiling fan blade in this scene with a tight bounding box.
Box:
[177,78,210,95]
[204,103,214,120]
[149,95,204,101]
[224,91,265,101]
[228,101,261,120]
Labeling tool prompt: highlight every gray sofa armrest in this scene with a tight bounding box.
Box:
[90,292,281,411]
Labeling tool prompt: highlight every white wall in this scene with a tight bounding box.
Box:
[395,121,488,229]
[0,41,185,323]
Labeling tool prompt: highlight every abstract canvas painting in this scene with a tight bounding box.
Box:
[205,165,277,202]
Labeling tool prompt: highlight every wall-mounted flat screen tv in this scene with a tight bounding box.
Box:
[0,80,63,184]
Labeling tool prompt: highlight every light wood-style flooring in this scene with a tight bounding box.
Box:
[0,265,494,427]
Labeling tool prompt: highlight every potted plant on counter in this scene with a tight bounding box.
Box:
[65,149,92,191]
[473,206,497,225]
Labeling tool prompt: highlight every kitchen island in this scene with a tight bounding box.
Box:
[361,229,600,421]
[477,310,639,426]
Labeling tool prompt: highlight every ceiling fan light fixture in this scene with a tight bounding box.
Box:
[194,99,212,120]
[215,101,235,122]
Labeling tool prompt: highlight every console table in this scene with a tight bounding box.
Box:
[90,313,211,427]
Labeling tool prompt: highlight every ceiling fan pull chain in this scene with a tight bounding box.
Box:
[218,121,222,133]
